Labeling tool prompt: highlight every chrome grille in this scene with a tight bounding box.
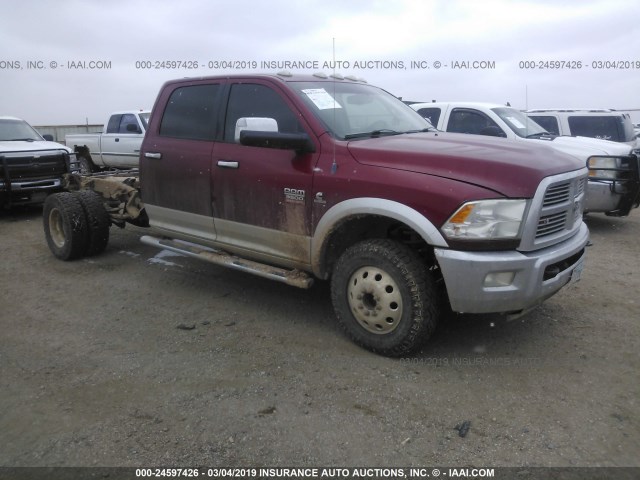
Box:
[543,182,571,206]
[536,211,567,238]
[521,169,588,251]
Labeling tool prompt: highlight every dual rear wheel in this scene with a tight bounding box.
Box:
[43,191,110,260]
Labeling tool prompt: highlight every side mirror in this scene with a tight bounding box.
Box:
[126,123,142,133]
[42,134,54,141]
[236,117,315,153]
[235,117,278,142]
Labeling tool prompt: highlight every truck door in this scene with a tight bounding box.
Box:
[140,83,222,243]
[211,81,318,266]
[101,113,144,168]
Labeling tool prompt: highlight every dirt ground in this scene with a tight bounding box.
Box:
[0,204,638,471]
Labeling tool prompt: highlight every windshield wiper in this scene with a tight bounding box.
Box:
[344,129,402,140]
[404,127,436,134]
[9,138,36,142]
[525,132,554,139]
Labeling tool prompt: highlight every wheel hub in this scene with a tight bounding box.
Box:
[48,208,66,248]
[347,266,403,334]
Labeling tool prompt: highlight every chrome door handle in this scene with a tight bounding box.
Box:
[144,152,162,159]
[217,160,239,169]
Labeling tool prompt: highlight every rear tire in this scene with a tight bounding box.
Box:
[43,192,89,260]
[331,239,440,356]
[76,190,110,256]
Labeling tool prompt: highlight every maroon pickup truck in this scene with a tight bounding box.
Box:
[43,73,589,356]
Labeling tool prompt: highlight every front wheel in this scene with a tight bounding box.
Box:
[331,239,440,356]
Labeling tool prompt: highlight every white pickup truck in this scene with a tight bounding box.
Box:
[65,110,150,173]
[1,116,78,207]
[410,102,640,216]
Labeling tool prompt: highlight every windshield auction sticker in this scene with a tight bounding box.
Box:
[302,88,343,110]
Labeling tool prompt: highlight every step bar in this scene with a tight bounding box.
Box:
[140,235,314,289]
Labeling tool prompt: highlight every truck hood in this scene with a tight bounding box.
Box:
[533,135,633,157]
[0,140,72,154]
[347,132,585,198]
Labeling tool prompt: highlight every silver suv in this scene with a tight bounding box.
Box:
[525,109,638,147]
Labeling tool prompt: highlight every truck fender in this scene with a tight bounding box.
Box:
[311,197,448,277]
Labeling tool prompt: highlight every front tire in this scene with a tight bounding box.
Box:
[43,192,89,260]
[331,239,440,356]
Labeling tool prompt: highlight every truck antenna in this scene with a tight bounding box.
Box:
[331,37,338,175]
[525,84,529,137]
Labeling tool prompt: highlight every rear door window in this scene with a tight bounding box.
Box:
[160,84,220,141]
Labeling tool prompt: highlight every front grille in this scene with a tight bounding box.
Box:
[536,211,567,238]
[535,175,584,240]
[519,169,587,252]
[0,152,67,180]
[543,182,571,206]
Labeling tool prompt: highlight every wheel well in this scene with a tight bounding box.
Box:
[319,214,437,279]
[74,145,93,163]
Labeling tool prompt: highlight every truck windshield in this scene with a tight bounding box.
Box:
[0,119,44,141]
[492,107,549,138]
[290,81,431,140]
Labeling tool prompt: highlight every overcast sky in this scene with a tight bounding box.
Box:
[1,0,639,125]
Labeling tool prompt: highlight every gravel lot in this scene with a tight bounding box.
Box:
[1,205,638,473]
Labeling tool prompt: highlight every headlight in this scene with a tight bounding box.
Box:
[588,156,619,180]
[442,199,528,246]
[68,152,80,173]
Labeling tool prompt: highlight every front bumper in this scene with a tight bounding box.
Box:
[586,154,640,216]
[435,222,589,314]
[585,181,626,213]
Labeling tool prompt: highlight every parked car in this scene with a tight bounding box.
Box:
[410,102,640,216]
[525,109,638,147]
[65,110,150,173]
[1,116,78,208]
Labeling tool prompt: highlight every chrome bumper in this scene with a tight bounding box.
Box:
[435,222,589,314]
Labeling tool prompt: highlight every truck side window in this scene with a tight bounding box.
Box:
[106,115,122,134]
[528,116,559,135]
[118,114,140,134]
[160,84,219,141]
[417,108,441,126]
[224,84,302,143]
[448,109,505,137]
